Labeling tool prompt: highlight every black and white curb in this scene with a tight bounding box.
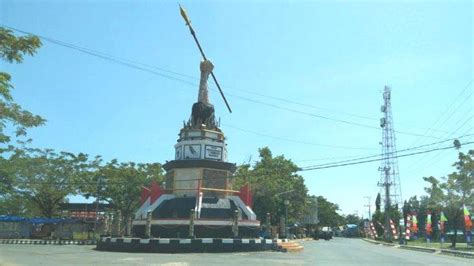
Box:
[96,237,289,253]
[0,239,96,245]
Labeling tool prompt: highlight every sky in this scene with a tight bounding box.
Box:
[1,0,472,217]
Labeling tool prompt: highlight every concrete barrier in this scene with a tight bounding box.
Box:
[0,239,96,245]
[96,237,289,253]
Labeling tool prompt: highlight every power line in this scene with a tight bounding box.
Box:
[405,80,473,148]
[3,25,382,122]
[222,123,377,150]
[2,25,448,139]
[300,133,473,169]
[404,86,473,172]
[298,141,474,171]
[294,153,374,163]
[11,138,474,186]
[404,115,473,174]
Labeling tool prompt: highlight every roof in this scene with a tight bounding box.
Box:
[59,203,112,211]
[0,215,81,224]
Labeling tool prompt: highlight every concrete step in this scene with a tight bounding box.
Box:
[279,242,300,247]
[277,241,304,252]
[284,245,304,252]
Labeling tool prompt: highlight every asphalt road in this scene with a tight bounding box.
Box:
[0,238,472,265]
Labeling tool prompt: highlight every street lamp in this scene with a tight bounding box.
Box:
[284,199,290,239]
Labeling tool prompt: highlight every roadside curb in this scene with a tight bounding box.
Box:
[362,238,473,259]
[96,237,290,253]
[399,245,436,253]
[0,239,96,245]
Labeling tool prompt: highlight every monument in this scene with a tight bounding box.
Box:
[131,59,259,238]
[96,5,290,253]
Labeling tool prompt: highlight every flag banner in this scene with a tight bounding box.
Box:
[389,219,398,240]
[411,213,418,233]
[405,214,411,240]
[463,205,472,232]
[369,221,377,239]
[439,211,448,234]
[411,213,418,239]
[425,213,432,236]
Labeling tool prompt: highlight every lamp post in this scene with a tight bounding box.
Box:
[284,199,289,239]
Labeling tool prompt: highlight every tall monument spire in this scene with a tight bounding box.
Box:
[180,4,232,113]
[189,60,217,129]
[198,60,214,104]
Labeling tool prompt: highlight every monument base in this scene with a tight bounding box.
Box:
[132,219,260,238]
[96,237,288,253]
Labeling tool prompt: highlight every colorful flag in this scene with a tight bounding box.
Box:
[411,213,418,233]
[389,219,398,239]
[426,212,432,236]
[370,221,377,239]
[464,205,472,231]
[439,211,448,233]
[405,214,411,240]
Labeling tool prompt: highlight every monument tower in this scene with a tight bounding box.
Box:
[130,4,260,239]
[132,61,259,238]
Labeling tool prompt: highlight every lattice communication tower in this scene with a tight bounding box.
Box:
[378,86,403,211]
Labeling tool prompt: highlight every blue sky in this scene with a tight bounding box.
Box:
[1,0,472,217]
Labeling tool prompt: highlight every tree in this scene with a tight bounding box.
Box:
[0,191,37,216]
[234,147,309,225]
[317,196,345,227]
[375,193,381,212]
[451,150,474,204]
[345,214,362,225]
[372,192,401,239]
[81,160,164,233]
[423,150,474,247]
[8,148,89,217]
[0,27,45,145]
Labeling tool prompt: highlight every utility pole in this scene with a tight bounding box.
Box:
[93,176,104,241]
[378,86,403,242]
[364,196,372,220]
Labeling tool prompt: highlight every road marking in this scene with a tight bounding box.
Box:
[202,238,213,244]
[222,239,233,244]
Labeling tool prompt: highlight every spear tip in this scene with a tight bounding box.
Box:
[179,4,191,26]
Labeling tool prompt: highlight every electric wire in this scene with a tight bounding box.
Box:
[298,141,474,171]
[405,80,472,148]
[11,135,474,186]
[1,25,449,139]
[221,123,377,150]
[299,133,473,169]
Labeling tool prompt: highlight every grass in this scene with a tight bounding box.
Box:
[407,239,473,252]
[71,231,100,241]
